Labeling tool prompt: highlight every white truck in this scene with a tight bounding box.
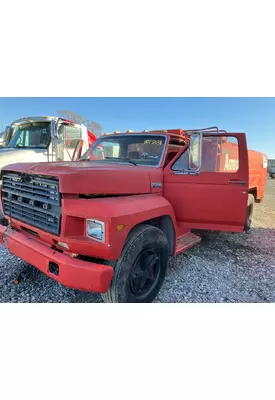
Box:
[0,116,97,173]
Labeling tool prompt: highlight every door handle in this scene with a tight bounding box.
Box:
[228,180,246,185]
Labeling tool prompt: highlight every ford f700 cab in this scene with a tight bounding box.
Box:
[0,127,267,302]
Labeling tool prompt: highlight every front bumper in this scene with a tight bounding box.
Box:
[0,224,114,293]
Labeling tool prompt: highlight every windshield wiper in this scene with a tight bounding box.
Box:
[105,157,137,166]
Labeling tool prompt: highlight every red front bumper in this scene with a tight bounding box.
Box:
[0,225,114,293]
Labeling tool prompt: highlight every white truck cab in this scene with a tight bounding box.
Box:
[0,116,96,173]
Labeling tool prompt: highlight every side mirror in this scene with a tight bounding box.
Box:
[188,132,202,173]
[72,139,84,161]
[51,120,58,138]
[3,126,13,142]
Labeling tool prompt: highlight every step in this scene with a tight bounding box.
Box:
[175,232,201,255]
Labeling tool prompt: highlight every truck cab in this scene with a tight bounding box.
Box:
[0,116,97,174]
[0,127,267,303]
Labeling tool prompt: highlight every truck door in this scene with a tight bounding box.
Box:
[163,133,249,232]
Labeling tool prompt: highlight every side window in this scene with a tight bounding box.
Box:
[172,135,239,173]
[201,136,239,173]
[65,126,82,149]
[58,125,82,149]
[172,134,201,171]
[172,149,189,171]
[58,125,65,141]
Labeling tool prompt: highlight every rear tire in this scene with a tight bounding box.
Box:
[271,174,275,179]
[101,224,169,303]
[244,194,254,232]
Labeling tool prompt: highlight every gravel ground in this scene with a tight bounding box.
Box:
[0,179,275,303]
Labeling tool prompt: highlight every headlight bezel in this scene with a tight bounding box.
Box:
[86,219,105,242]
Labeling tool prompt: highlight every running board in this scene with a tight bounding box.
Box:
[175,232,201,255]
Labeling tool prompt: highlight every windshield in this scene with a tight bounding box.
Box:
[7,122,51,149]
[81,135,166,166]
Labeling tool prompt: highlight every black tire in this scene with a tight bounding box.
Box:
[101,224,169,303]
[244,194,254,232]
[271,174,275,179]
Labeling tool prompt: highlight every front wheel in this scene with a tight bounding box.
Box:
[101,224,169,303]
[271,174,275,179]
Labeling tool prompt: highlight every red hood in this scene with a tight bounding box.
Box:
[2,161,163,195]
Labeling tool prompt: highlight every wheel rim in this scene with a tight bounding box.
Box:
[128,249,161,299]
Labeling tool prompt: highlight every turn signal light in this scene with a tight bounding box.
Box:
[117,224,126,231]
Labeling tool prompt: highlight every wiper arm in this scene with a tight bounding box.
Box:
[105,157,137,166]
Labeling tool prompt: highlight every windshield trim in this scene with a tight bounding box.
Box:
[82,134,168,168]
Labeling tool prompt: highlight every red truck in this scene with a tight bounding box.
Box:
[0,127,267,302]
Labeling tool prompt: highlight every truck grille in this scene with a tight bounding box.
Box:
[2,173,61,235]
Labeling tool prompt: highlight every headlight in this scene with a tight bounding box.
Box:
[86,219,105,242]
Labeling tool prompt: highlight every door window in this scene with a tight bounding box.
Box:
[172,134,201,172]
[200,136,239,173]
[58,125,82,149]
[172,135,239,174]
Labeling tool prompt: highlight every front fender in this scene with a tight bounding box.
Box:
[108,194,177,258]
[63,194,176,260]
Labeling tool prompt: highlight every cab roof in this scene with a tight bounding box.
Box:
[11,116,82,126]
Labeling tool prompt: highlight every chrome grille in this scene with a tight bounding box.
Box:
[2,173,61,235]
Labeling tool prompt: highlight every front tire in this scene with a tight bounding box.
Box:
[101,224,169,303]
